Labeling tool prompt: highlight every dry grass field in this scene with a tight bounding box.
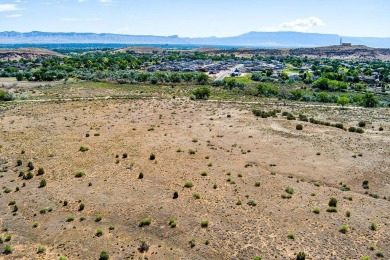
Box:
[0,84,389,259]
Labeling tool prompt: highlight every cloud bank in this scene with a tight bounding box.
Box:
[269,17,325,32]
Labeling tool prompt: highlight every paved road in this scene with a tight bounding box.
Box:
[214,64,244,81]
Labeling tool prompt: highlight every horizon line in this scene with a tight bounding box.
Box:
[1,30,389,39]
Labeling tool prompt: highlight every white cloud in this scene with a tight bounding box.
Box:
[62,17,79,22]
[6,13,22,18]
[99,0,111,3]
[78,0,87,2]
[268,17,325,32]
[0,4,18,12]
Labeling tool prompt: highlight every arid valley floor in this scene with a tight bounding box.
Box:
[0,84,389,259]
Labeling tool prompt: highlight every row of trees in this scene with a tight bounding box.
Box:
[212,81,383,107]
[75,70,209,85]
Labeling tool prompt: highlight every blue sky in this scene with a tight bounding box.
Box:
[0,0,389,37]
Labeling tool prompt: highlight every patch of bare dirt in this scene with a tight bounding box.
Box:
[0,98,389,259]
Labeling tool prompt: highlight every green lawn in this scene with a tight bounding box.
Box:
[224,74,254,84]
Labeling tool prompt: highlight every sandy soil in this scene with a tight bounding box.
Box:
[0,97,389,259]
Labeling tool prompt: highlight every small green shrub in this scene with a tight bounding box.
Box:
[27,162,34,171]
[79,203,85,211]
[24,172,34,180]
[188,149,196,155]
[298,114,308,122]
[296,124,303,130]
[168,217,177,228]
[66,216,74,222]
[287,114,296,120]
[247,200,257,206]
[192,86,211,99]
[4,235,11,242]
[74,171,85,178]
[313,207,320,214]
[16,160,22,166]
[358,121,366,127]
[79,146,89,152]
[139,217,151,227]
[39,179,47,188]
[356,128,364,134]
[95,215,102,222]
[193,193,200,199]
[189,238,196,248]
[370,222,378,231]
[149,153,156,160]
[201,220,209,228]
[285,186,294,194]
[184,182,193,188]
[138,172,144,179]
[339,225,349,234]
[37,167,45,175]
[96,228,103,237]
[3,244,13,254]
[287,232,295,240]
[200,171,208,176]
[326,207,337,213]
[296,252,306,260]
[99,251,109,260]
[139,241,150,253]
[328,197,337,207]
[346,211,351,217]
[37,246,46,254]
[255,182,261,187]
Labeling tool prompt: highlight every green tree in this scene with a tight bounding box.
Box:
[313,77,329,90]
[196,73,209,85]
[362,93,379,108]
[281,71,289,81]
[255,83,279,97]
[192,86,211,100]
[337,96,349,108]
[16,73,24,81]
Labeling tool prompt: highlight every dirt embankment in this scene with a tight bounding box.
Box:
[0,48,64,61]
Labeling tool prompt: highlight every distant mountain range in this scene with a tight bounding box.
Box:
[0,31,390,48]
